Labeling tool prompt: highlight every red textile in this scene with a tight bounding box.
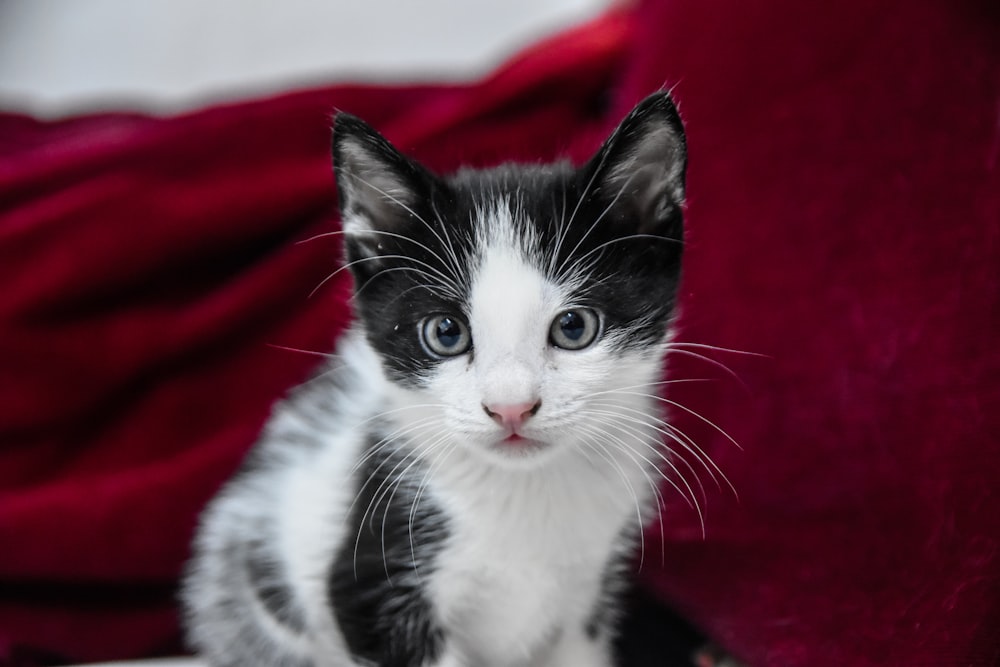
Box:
[620,2,1000,665]
[1,1,998,665]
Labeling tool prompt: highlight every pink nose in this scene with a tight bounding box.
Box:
[483,400,541,430]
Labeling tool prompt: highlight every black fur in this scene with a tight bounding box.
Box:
[329,427,450,667]
[585,524,637,641]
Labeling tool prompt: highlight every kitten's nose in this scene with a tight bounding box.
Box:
[483,400,541,431]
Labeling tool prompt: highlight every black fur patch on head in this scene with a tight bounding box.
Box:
[328,427,450,667]
[332,91,687,386]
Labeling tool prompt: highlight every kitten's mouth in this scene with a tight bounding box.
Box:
[494,433,545,453]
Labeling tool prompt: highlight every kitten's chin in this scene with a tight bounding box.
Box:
[474,434,563,469]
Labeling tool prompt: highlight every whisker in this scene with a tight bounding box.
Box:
[339,171,466,281]
[580,406,707,523]
[352,439,430,584]
[575,431,648,570]
[560,232,682,283]
[646,395,744,454]
[587,396,738,498]
[429,197,469,290]
[663,348,749,392]
[339,227,466,297]
[407,439,459,582]
[266,343,337,360]
[378,430,452,582]
[349,265,458,304]
[667,341,769,358]
[583,406,707,495]
[356,402,448,428]
[309,254,461,300]
[549,147,608,280]
[593,427,671,557]
[555,172,635,283]
[348,415,442,477]
[580,377,715,401]
[295,229,344,245]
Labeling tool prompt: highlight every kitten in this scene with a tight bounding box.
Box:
[182,91,688,667]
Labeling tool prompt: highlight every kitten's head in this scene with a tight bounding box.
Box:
[333,92,686,467]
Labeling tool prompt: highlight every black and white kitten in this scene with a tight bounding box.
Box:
[182,91,688,667]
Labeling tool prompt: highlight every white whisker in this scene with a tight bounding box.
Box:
[667,341,769,358]
[266,343,337,360]
[309,253,461,300]
[340,171,465,280]
[561,233,682,280]
[575,430,648,570]
[584,423,675,551]
[588,396,738,498]
[407,439,460,582]
[555,171,635,284]
[377,430,451,582]
[579,406,706,529]
[663,347,749,391]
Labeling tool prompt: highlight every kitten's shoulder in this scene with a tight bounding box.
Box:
[229,327,384,484]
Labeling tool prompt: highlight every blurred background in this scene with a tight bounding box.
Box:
[2,1,997,666]
[0,0,612,116]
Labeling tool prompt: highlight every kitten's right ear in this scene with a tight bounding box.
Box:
[580,92,687,240]
[332,113,433,236]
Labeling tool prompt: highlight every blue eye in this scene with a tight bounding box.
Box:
[421,314,472,357]
[550,308,600,350]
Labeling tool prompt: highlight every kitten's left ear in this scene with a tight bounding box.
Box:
[582,91,687,237]
[332,112,436,236]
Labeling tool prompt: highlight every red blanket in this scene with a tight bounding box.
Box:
[1,1,997,665]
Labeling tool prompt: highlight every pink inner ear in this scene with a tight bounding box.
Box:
[334,112,437,237]
[591,93,686,199]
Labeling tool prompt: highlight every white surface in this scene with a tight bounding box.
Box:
[0,0,609,116]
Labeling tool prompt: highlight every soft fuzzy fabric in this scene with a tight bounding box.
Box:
[1,1,998,665]
[620,2,1000,665]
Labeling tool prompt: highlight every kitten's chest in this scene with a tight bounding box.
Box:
[425,459,636,660]
[431,519,604,662]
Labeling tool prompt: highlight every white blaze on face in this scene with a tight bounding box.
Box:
[469,244,550,409]
[466,202,558,412]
